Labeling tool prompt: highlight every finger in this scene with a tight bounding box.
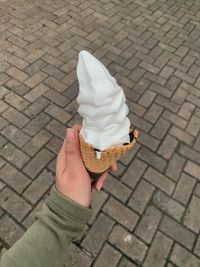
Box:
[56,138,66,178]
[110,162,117,172]
[93,171,108,191]
[65,128,82,165]
[72,124,81,132]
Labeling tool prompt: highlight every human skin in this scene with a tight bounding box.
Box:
[56,124,117,207]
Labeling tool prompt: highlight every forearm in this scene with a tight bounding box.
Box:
[0,186,92,267]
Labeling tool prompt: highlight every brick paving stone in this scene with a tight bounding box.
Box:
[194,235,200,257]
[0,143,30,169]
[82,213,114,256]
[173,173,196,205]
[158,134,178,160]
[44,76,66,93]
[194,134,200,152]
[165,153,186,182]
[23,112,51,136]
[0,181,6,191]
[46,136,63,154]
[153,191,185,221]
[45,103,72,123]
[109,225,148,264]
[23,96,50,118]
[138,147,167,172]
[183,196,200,233]
[169,126,194,146]
[150,117,171,140]
[0,163,30,193]
[135,206,162,244]
[118,257,138,267]
[1,124,30,148]
[0,86,9,99]
[24,71,47,88]
[103,197,139,231]
[144,103,163,124]
[184,160,200,180]
[23,169,54,204]
[93,243,121,267]
[119,142,141,166]
[0,100,9,113]
[144,167,175,195]
[178,102,195,120]
[163,110,187,129]
[121,158,147,189]
[2,107,30,128]
[23,149,54,179]
[4,92,29,111]
[171,244,200,267]
[24,83,49,103]
[179,144,200,165]
[128,179,155,215]
[138,130,160,151]
[0,135,7,148]
[65,244,93,267]
[143,231,173,267]
[45,119,66,139]
[0,215,24,246]
[129,113,152,133]
[160,215,195,250]
[0,187,32,221]
[0,117,9,131]
[22,129,52,156]
[0,156,6,168]
[155,95,179,113]
[138,90,156,108]
[186,115,200,137]
[89,190,108,225]
[44,89,70,107]
[103,174,132,203]
[6,67,28,83]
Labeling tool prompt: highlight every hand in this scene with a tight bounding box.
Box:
[56,125,117,208]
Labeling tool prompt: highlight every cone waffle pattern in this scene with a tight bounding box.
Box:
[79,128,138,173]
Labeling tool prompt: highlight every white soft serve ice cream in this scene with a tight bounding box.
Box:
[77,50,131,153]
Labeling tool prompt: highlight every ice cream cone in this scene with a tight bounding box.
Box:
[79,128,138,175]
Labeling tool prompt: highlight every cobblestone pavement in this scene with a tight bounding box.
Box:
[0,0,200,266]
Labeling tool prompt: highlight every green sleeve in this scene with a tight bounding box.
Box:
[0,185,93,267]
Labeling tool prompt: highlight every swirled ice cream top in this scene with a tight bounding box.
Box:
[77,50,130,151]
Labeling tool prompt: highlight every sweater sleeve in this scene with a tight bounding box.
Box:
[0,185,93,267]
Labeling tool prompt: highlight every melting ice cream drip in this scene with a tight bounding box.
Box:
[77,50,130,155]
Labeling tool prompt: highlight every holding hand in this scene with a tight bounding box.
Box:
[56,125,117,208]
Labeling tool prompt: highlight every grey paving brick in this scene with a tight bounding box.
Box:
[135,206,162,244]
[166,153,186,181]
[23,149,54,179]
[128,179,155,215]
[183,196,200,233]
[0,187,32,221]
[0,215,25,246]
[82,213,114,256]
[0,143,30,169]
[23,169,54,204]
[143,231,173,267]
[171,244,200,267]
[93,243,121,267]
[153,191,185,221]
[65,244,93,267]
[103,174,132,203]
[103,197,139,231]
[1,124,30,148]
[109,225,148,264]
[144,167,175,195]
[122,158,147,189]
[0,163,30,193]
[2,107,30,128]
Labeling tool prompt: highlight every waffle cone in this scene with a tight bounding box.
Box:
[79,128,138,173]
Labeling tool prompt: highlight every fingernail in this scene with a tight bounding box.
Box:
[66,128,75,142]
[97,182,103,191]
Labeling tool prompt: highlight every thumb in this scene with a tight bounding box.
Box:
[65,128,81,162]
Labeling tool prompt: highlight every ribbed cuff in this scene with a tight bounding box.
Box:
[46,185,93,224]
